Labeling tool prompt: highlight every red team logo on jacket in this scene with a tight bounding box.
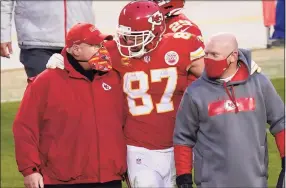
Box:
[208,97,256,116]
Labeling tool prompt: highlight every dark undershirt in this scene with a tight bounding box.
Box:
[66,52,106,81]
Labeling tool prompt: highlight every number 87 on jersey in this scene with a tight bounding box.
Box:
[123,67,178,116]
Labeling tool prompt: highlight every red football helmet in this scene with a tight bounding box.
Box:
[153,0,185,17]
[116,0,166,58]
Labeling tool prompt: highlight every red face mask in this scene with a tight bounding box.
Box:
[204,58,228,78]
[204,53,233,78]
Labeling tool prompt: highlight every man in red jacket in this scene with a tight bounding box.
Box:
[13,23,127,188]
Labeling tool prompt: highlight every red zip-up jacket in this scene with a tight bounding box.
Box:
[13,52,127,185]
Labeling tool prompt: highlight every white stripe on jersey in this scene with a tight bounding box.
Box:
[190,46,205,61]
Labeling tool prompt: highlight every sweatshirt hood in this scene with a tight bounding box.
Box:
[202,48,252,86]
[201,48,253,113]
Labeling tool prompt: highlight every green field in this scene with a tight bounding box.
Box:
[1,78,284,188]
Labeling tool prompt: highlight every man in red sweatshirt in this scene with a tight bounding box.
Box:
[13,23,127,188]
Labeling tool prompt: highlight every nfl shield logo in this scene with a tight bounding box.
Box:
[143,55,151,63]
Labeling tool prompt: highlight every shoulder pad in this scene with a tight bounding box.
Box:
[172,32,193,40]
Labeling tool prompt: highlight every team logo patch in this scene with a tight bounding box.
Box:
[102,82,112,91]
[208,97,255,117]
[224,100,237,111]
[148,11,164,31]
[164,51,179,65]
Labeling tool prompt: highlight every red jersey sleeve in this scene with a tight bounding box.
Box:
[188,34,205,63]
[183,23,203,41]
[171,32,205,71]
[104,40,125,73]
[275,129,285,158]
[174,145,193,176]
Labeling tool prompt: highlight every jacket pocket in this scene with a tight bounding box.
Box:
[194,149,210,184]
[194,149,211,184]
[194,152,203,185]
[201,150,210,182]
[259,146,267,177]
[45,140,84,182]
[99,125,127,177]
[111,133,127,176]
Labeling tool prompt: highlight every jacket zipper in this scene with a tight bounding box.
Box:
[90,81,101,181]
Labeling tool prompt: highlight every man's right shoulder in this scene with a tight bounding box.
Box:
[251,71,274,91]
[104,40,124,71]
[186,78,208,96]
[27,69,66,85]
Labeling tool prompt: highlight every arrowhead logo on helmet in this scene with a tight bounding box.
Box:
[148,11,164,31]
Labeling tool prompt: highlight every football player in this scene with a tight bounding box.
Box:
[110,1,205,187]
[45,1,261,187]
[151,0,261,82]
[149,0,204,85]
[153,0,203,39]
[47,1,204,187]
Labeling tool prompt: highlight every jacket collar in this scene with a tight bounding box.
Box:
[61,47,106,81]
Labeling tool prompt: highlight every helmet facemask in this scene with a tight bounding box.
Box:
[116,1,166,59]
[116,25,156,58]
